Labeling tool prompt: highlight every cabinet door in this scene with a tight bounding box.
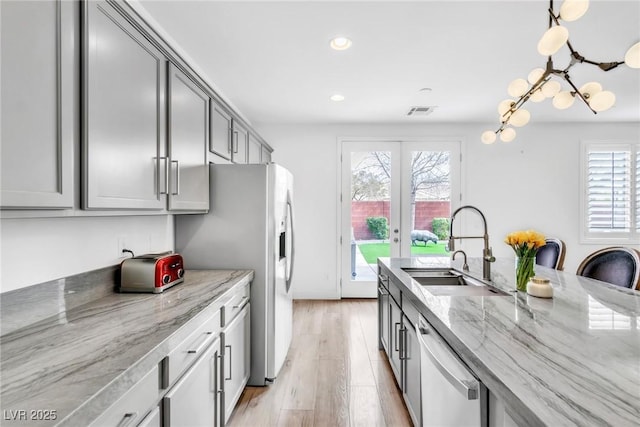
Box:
[83,0,166,209]
[137,407,160,427]
[232,120,248,164]
[222,303,250,424]
[403,316,421,427]
[163,336,221,427]
[167,64,209,211]
[210,102,232,160]
[389,297,403,388]
[1,0,74,209]
[247,134,262,164]
[378,282,390,353]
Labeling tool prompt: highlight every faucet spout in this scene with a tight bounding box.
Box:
[449,205,495,281]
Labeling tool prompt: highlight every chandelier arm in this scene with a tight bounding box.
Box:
[562,74,598,114]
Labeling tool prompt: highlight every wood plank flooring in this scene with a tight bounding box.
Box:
[227,299,412,427]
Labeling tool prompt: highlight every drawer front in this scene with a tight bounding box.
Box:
[90,365,159,427]
[403,296,420,328]
[167,309,221,386]
[388,277,402,307]
[221,282,250,327]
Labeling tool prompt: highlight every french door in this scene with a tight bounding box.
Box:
[339,139,461,298]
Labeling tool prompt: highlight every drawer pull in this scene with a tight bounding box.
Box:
[187,332,213,355]
[232,296,249,309]
[116,412,138,427]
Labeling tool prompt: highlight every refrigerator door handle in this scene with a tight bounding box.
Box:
[285,191,295,293]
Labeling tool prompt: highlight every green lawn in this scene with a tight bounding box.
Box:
[357,242,448,264]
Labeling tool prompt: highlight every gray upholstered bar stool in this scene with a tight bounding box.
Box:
[576,247,640,290]
[535,238,566,270]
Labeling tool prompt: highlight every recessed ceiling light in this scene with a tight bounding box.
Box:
[330,37,352,51]
[330,94,345,102]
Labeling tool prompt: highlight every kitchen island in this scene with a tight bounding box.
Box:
[0,269,253,426]
[379,256,640,427]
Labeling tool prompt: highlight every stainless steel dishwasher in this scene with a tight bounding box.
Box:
[416,314,487,427]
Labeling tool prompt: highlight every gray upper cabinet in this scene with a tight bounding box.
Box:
[167,64,209,211]
[232,120,248,164]
[0,0,75,209]
[210,102,233,160]
[247,134,262,164]
[83,0,167,210]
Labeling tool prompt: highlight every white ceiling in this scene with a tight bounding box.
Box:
[136,0,640,128]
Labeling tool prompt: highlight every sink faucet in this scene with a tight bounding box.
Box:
[452,250,469,272]
[448,205,495,281]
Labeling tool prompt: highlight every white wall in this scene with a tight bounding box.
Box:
[259,121,640,299]
[0,215,174,292]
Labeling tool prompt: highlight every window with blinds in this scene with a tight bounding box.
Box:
[581,141,639,243]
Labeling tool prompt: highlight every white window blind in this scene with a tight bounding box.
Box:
[581,142,639,243]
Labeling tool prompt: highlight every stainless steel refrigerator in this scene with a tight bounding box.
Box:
[175,163,294,386]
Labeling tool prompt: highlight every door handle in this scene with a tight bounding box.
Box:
[225,345,232,380]
[171,160,180,195]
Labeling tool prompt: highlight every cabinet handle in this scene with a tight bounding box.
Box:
[233,296,249,309]
[171,160,180,195]
[378,286,388,296]
[394,322,401,352]
[225,345,232,380]
[378,274,389,286]
[227,126,232,154]
[116,412,138,427]
[187,332,213,355]
[156,157,170,195]
[399,327,407,360]
[233,131,239,153]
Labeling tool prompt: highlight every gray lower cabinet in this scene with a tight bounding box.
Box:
[388,294,403,386]
[377,279,390,353]
[163,335,222,427]
[210,102,233,160]
[137,407,161,427]
[0,0,74,209]
[83,0,167,210]
[231,120,248,164]
[402,299,422,426]
[247,134,262,164]
[167,64,209,211]
[221,303,251,424]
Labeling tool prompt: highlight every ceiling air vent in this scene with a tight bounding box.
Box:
[407,106,436,117]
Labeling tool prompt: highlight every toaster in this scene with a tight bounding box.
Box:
[120,253,184,293]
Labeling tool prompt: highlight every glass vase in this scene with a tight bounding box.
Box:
[515,255,536,292]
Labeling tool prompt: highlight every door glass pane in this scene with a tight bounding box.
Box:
[350,151,391,282]
[409,151,450,258]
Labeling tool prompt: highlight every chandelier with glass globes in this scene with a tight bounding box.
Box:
[481,0,640,144]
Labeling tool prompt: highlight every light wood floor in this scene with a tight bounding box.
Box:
[227,299,412,427]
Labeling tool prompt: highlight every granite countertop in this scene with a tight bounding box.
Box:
[379,256,640,427]
[0,269,253,426]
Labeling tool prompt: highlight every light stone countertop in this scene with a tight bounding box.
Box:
[379,256,640,427]
[0,269,253,426]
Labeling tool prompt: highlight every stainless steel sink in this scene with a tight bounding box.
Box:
[401,268,509,296]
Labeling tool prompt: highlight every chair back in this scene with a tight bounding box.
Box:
[536,238,566,270]
[576,247,640,290]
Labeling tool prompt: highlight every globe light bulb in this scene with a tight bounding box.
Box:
[541,80,561,98]
[553,91,575,109]
[530,89,546,103]
[510,109,531,127]
[527,68,545,84]
[589,91,615,112]
[498,99,515,116]
[537,26,569,56]
[624,41,640,68]
[481,131,497,144]
[559,0,589,22]
[508,79,529,97]
[500,128,516,143]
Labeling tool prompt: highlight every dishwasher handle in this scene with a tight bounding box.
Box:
[416,316,479,400]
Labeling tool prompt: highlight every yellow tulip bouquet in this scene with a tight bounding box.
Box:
[504,230,546,292]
